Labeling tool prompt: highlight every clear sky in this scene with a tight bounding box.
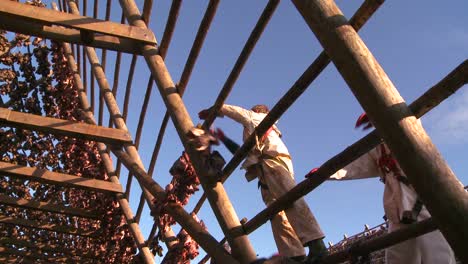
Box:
[48,0,468,262]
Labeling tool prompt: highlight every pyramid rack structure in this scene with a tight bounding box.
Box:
[0,0,467,263]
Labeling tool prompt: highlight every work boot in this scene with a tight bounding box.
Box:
[304,239,328,264]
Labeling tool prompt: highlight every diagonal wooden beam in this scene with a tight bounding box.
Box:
[0,108,132,145]
[0,15,143,54]
[0,0,156,45]
[0,161,123,194]
[0,194,99,219]
[0,215,97,238]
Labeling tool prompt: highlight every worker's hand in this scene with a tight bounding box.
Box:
[305,167,319,178]
[355,113,373,130]
[198,108,210,120]
[214,128,226,141]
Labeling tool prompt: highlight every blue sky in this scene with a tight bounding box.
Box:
[43,0,468,261]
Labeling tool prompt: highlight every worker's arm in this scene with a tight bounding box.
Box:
[214,128,240,154]
[329,148,381,180]
[218,104,253,127]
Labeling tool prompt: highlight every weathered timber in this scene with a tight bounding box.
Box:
[0,237,97,260]
[120,0,256,262]
[202,0,280,129]
[129,0,220,222]
[0,14,143,54]
[158,0,182,58]
[60,17,155,263]
[0,215,97,238]
[295,1,468,260]
[112,148,238,264]
[0,246,72,263]
[0,0,156,44]
[0,161,122,194]
[0,108,131,145]
[142,0,154,25]
[0,194,98,219]
[145,0,220,218]
[192,0,384,214]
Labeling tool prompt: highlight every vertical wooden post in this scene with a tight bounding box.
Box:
[65,2,236,263]
[291,0,468,261]
[58,23,155,264]
[119,0,257,263]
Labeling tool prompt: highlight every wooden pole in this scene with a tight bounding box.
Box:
[119,0,257,262]
[202,0,280,129]
[67,1,237,262]
[58,13,156,262]
[292,1,468,260]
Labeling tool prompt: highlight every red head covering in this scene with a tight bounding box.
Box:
[355,113,373,130]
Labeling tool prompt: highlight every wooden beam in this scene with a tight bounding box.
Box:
[0,237,96,260]
[0,108,132,145]
[0,247,70,263]
[0,215,97,238]
[58,11,156,262]
[292,1,468,261]
[0,194,99,219]
[0,0,156,45]
[0,161,123,194]
[0,15,143,54]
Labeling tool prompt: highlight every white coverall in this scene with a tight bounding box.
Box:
[329,142,456,264]
[220,104,325,257]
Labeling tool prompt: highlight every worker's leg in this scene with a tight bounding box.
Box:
[385,222,420,264]
[419,230,456,264]
[260,186,306,258]
[261,158,324,244]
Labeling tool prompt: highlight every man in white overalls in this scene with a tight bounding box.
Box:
[315,113,457,264]
[199,104,327,263]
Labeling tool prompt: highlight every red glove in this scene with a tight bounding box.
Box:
[214,128,226,141]
[355,113,373,130]
[305,167,319,178]
[198,109,210,120]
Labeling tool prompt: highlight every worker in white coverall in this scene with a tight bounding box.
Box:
[306,113,456,264]
[199,104,327,263]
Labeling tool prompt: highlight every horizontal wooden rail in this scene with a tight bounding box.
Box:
[0,237,96,260]
[0,215,97,238]
[0,161,123,194]
[0,194,98,219]
[0,15,143,54]
[0,108,132,145]
[0,0,156,44]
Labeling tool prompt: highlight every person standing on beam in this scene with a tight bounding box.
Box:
[307,113,457,264]
[199,104,327,263]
